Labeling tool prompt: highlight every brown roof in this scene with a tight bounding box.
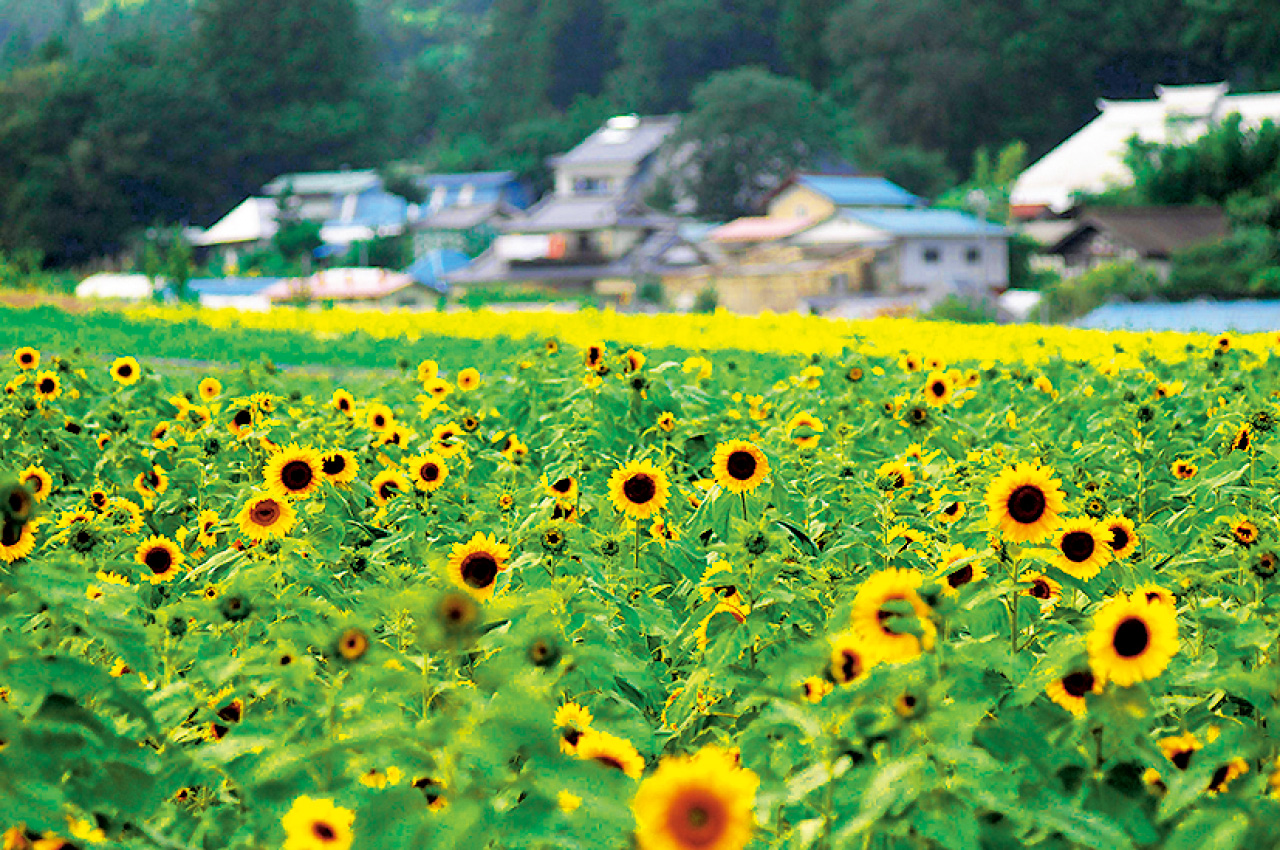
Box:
[1052,206,1229,257]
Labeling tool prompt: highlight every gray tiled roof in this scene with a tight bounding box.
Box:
[550,116,680,168]
[415,201,522,231]
[263,170,380,197]
[508,196,677,233]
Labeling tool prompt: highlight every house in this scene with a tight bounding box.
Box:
[763,173,922,220]
[411,171,529,258]
[182,277,279,311]
[260,267,439,309]
[403,250,471,293]
[1077,299,1280,332]
[444,115,697,303]
[190,198,279,268]
[1043,206,1229,279]
[1011,83,1280,216]
[76,274,157,300]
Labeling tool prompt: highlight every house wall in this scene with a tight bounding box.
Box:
[895,236,1009,295]
[554,163,635,197]
[767,185,836,222]
[663,250,872,314]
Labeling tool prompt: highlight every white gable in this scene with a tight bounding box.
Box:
[1012,83,1280,213]
[193,198,279,246]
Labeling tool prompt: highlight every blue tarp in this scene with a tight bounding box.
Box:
[1076,300,1280,333]
[403,250,471,293]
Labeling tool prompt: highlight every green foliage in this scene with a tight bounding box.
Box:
[347,234,413,270]
[667,67,836,219]
[693,286,718,313]
[274,221,324,264]
[1166,227,1280,299]
[1041,262,1160,321]
[920,295,997,323]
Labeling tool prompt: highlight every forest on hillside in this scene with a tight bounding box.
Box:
[0,0,1278,265]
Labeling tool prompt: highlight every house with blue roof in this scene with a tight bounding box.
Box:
[410,171,530,259]
[764,173,922,220]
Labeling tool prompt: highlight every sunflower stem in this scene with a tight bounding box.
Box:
[740,491,749,522]
[634,521,641,574]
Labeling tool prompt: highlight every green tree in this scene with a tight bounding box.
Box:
[780,0,839,89]
[666,67,836,219]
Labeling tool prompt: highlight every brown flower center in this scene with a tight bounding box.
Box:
[38,378,55,394]
[460,553,498,588]
[1109,525,1129,551]
[726,450,757,481]
[1061,531,1095,563]
[233,409,252,428]
[552,477,572,493]
[1113,617,1150,658]
[1007,485,1046,524]
[421,463,440,482]
[838,649,862,682]
[250,499,282,527]
[946,565,974,588]
[1029,579,1052,599]
[280,459,314,491]
[144,546,173,574]
[623,474,656,505]
[312,821,337,842]
[930,381,946,397]
[1,524,22,546]
[1061,671,1094,697]
[117,364,133,377]
[322,454,347,475]
[1172,749,1193,771]
[668,790,727,846]
[379,480,400,501]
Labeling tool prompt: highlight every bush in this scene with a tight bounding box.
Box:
[921,295,997,323]
[1041,262,1159,321]
[1164,227,1280,299]
[693,286,719,313]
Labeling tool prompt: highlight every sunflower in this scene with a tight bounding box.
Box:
[1135,584,1176,608]
[1045,670,1100,716]
[1,481,35,526]
[1207,758,1249,795]
[96,433,111,451]
[632,746,758,850]
[585,344,606,370]
[846,366,864,382]
[899,353,921,372]
[264,445,323,501]
[1254,551,1278,578]
[431,422,465,457]
[0,521,37,563]
[938,545,985,594]
[1020,571,1061,610]
[1230,424,1252,452]
[227,406,255,437]
[456,367,480,391]
[785,411,824,449]
[423,378,454,402]
[331,389,355,416]
[609,458,671,520]
[236,493,297,541]
[13,347,38,370]
[407,452,448,493]
[1171,459,1197,480]
[33,371,60,401]
[694,600,748,650]
[922,371,953,407]
[1103,515,1138,558]
[829,630,873,684]
[417,359,439,383]
[281,795,355,850]
[1051,518,1112,580]
[197,509,219,546]
[197,377,222,401]
[133,464,169,499]
[447,532,511,600]
[801,676,833,703]
[499,434,528,463]
[136,535,184,584]
[335,627,370,662]
[1157,731,1204,773]
[711,441,769,494]
[554,702,593,754]
[575,729,644,779]
[319,450,358,485]
[657,411,676,433]
[1230,516,1259,546]
[937,499,965,524]
[365,403,395,433]
[1088,592,1179,686]
[545,474,579,504]
[365,468,408,505]
[985,462,1065,543]
[851,569,935,663]
[18,465,52,502]
[1215,334,1231,352]
[875,460,914,490]
[110,356,141,386]
[104,497,144,533]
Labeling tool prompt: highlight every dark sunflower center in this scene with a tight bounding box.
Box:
[726,450,757,481]
[596,755,626,772]
[1007,485,1047,524]
[144,547,173,574]
[930,381,946,396]
[19,353,33,365]
[118,364,133,377]
[1030,579,1052,599]
[312,821,337,841]
[379,481,399,500]
[233,409,252,427]
[250,500,282,526]
[946,565,974,588]
[623,474,656,504]
[280,460,313,491]
[373,414,387,428]
[339,397,351,410]
[1208,764,1231,789]
[216,702,242,723]
[1236,432,1249,449]
[1061,671,1094,697]
[421,463,440,482]
[563,728,582,746]
[8,490,29,513]
[1172,750,1193,771]
[1113,617,1150,658]
[944,502,960,516]
[910,407,928,422]
[552,477,572,493]
[322,455,347,475]
[1,524,21,546]
[671,792,726,843]
[38,378,55,393]
[1061,531,1095,562]
[461,553,498,588]
[1110,526,1130,551]
[147,470,162,488]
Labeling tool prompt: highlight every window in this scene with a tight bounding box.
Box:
[828,272,848,294]
[575,232,593,254]
[428,186,446,211]
[922,246,940,264]
[966,246,982,264]
[457,184,475,206]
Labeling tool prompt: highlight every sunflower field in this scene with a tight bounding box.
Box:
[2,317,1280,850]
